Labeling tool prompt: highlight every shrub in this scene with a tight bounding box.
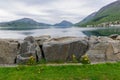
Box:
[27,56,36,65]
[80,54,91,64]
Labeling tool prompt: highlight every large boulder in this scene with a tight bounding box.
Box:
[42,37,89,62]
[86,41,120,62]
[16,36,42,64]
[86,42,109,62]
[0,39,18,64]
[106,42,120,61]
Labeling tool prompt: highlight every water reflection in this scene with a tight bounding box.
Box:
[0,27,96,39]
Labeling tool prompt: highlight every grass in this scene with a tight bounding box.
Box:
[0,62,120,80]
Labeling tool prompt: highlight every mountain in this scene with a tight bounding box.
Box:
[54,20,73,28]
[76,0,120,27]
[75,12,96,26]
[0,18,51,28]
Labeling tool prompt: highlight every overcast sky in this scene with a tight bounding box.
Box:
[0,0,117,24]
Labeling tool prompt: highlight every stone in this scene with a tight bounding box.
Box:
[42,37,89,62]
[116,36,120,40]
[86,42,109,62]
[86,50,106,62]
[87,41,120,62]
[109,34,119,40]
[0,35,120,64]
[35,35,51,41]
[89,36,99,43]
[98,36,113,42]
[35,35,51,45]
[106,42,120,61]
[88,36,99,48]
[24,36,35,43]
[0,40,18,64]
[16,54,32,64]
[16,36,42,64]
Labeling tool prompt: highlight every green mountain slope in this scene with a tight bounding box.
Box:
[0,18,51,28]
[75,12,96,26]
[76,0,120,27]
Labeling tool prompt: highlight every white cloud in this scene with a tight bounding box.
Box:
[0,0,117,24]
[0,8,21,21]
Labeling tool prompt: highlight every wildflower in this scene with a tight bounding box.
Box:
[72,54,78,63]
[27,56,36,65]
[81,54,91,64]
[72,54,76,58]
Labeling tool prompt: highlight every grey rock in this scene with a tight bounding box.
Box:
[0,40,18,64]
[116,36,120,40]
[88,36,99,48]
[16,36,42,64]
[98,36,113,42]
[16,55,32,64]
[24,36,35,43]
[42,37,89,62]
[35,35,51,45]
[86,41,120,62]
[106,42,120,61]
[109,34,119,40]
[86,42,109,62]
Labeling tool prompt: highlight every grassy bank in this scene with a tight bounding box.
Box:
[0,62,120,80]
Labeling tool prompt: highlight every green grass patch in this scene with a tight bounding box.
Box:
[0,62,120,80]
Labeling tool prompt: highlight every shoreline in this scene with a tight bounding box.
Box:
[0,35,120,65]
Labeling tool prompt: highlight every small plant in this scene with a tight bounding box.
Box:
[80,54,91,64]
[72,54,78,63]
[27,56,36,65]
[16,65,25,71]
[38,58,46,64]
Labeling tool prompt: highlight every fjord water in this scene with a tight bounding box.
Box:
[0,26,96,39]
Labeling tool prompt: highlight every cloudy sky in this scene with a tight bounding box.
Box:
[0,0,117,24]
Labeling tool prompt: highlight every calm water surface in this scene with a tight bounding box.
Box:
[0,27,97,39]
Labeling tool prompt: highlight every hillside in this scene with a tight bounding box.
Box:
[0,18,74,28]
[76,0,120,27]
[0,18,51,28]
[75,12,96,26]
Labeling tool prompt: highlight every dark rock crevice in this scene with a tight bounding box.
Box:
[14,57,17,64]
[17,43,20,49]
[39,45,46,60]
[35,51,39,62]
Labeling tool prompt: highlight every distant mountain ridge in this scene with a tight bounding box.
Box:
[76,0,120,27]
[54,20,73,27]
[0,18,73,28]
[0,18,51,28]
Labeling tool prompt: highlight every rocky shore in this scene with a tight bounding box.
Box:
[0,34,120,64]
